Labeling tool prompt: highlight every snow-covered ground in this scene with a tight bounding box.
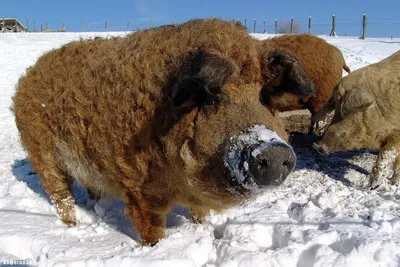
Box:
[1,31,400,267]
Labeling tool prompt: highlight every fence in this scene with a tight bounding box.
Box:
[3,14,400,39]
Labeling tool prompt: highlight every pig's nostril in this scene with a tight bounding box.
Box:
[283,160,290,167]
[259,159,269,167]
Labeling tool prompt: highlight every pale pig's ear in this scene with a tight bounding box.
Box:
[340,88,374,118]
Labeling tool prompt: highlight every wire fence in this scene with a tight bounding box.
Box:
[3,14,400,38]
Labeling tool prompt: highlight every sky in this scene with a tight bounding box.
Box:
[2,0,400,37]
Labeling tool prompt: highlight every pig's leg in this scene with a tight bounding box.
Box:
[28,151,76,225]
[390,155,400,185]
[190,207,210,223]
[369,135,400,189]
[124,194,169,246]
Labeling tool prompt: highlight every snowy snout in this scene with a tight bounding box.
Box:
[225,125,296,189]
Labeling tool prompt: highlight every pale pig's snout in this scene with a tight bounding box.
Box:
[312,142,330,155]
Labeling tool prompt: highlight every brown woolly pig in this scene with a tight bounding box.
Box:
[12,19,314,245]
[257,34,350,130]
[313,50,400,189]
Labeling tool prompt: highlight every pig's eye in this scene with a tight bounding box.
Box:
[203,87,222,107]
[259,88,272,107]
[269,55,283,66]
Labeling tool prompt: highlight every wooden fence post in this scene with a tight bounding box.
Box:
[329,15,336,36]
[290,17,294,34]
[26,17,29,31]
[275,19,278,34]
[104,20,107,31]
[244,18,247,30]
[263,20,266,33]
[360,14,367,39]
[150,20,152,29]
[40,23,43,32]
[308,16,312,34]
[253,19,256,33]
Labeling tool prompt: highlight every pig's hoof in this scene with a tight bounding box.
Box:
[54,198,77,226]
[59,210,77,227]
[191,215,206,224]
[368,178,383,190]
[190,208,209,224]
[389,175,400,186]
[141,238,160,246]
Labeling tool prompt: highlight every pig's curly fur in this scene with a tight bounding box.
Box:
[259,34,350,116]
[12,18,296,245]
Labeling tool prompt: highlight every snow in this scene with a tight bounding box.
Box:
[1,31,400,267]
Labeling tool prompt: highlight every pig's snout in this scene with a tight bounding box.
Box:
[225,125,297,189]
[247,142,296,186]
[313,142,329,155]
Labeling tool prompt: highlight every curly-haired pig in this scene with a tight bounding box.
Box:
[313,50,400,189]
[12,19,315,245]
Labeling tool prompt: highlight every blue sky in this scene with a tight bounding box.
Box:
[2,0,399,37]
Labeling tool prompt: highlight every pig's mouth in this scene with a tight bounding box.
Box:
[224,125,296,190]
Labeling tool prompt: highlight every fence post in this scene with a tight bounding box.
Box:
[150,20,152,29]
[81,21,84,32]
[290,17,294,34]
[33,21,36,32]
[127,20,130,31]
[40,23,43,32]
[263,20,266,33]
[329,14,336,36]
[244,18,247,30]
[360,14,367,39]
[275,19,278,34]
[26,17,29,31]
[253,19,256,33]
[308,16,312,34]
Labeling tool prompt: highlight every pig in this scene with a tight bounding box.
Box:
[313,50,400,189]
[256,34,350,132]
[12,19,314,245]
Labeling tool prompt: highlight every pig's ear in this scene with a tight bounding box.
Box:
[340,88,374,118]
[171,49,237,109]
[262,50,314,98]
